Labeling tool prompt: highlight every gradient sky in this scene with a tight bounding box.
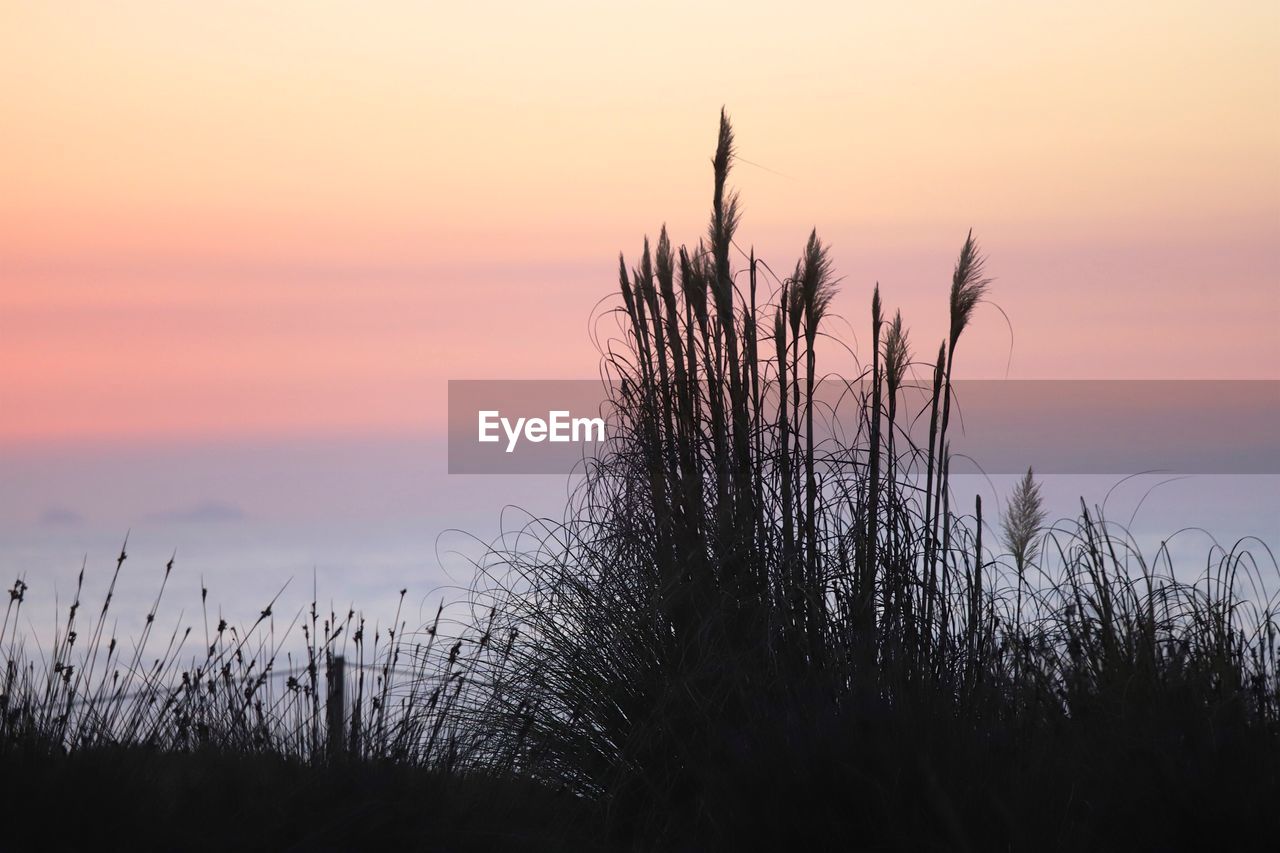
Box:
[2,1,1277,446]
[1,1,1277,636]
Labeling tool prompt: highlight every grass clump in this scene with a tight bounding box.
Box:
[453,110,1280,850]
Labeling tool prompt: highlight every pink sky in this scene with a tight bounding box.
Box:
[2,1,1277,445]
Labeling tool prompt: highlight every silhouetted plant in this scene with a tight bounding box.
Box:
[454,110,1280,849]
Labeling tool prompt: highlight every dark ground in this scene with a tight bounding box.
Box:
[0,747,611,852]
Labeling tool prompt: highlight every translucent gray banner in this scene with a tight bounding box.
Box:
[447,379,1279,475]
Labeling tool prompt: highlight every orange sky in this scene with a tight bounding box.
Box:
[2,1,1277,444]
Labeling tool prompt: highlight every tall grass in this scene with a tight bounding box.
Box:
[455,111,1280,848]
[0,550,489,767]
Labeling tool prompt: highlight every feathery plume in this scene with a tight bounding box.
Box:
[1003,467,1047,573]
[949,230,990,345]
[884,310,910,395]
[798,229,837,336]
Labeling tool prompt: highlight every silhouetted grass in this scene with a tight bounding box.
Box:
[449,111,1280,849]
[2,111,1276,851]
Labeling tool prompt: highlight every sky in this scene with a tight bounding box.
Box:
[0,2,1276,632]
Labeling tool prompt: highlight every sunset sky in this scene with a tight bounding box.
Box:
[3,1,1276,445]
[0,3,1276,623]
